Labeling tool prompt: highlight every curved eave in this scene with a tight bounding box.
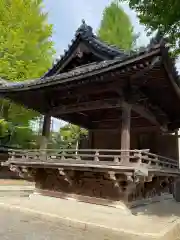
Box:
[42,23,166,80]
[0,47,161,93]
[160,47,180,130]
[44,29,131,78]
[161,46,180,97]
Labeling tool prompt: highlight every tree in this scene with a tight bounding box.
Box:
[9,126,38,149]
[98,1,135,50]
[0,0,55,147]
[0,0,54,81]
[119,0,180,56]
[48,124,88,150]
[60,124,88,150]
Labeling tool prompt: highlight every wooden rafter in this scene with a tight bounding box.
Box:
[132,104,159,126]
[50,81,122,104]
[131,56,161,81]
[89,126,162,132]
[92,115,140,123]
[49,96,164,128]
[48,98,123,116]
[130,87,169,126]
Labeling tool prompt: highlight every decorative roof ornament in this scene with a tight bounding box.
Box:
[75,19,93,38]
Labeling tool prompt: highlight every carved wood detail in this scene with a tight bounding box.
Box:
[13,166,178,205]
[4,148,180,205]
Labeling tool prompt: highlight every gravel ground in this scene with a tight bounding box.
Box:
[0,186,82,240]
[0,188,178,240]
[0,207,87,240]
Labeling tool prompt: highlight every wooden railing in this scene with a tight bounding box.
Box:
[5,148,179,171]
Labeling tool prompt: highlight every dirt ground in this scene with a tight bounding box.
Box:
[0,179,34,186]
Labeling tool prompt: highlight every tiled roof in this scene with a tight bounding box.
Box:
[0,22,178,91]
[0,45,161,91]
[43,20,133,77]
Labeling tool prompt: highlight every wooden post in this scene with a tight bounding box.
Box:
[121,103,131,164]
[40,115,51,150]
[175,130,180,169]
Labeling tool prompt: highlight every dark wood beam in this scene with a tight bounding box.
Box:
[132,104,159,126]
[130,85,169,127]
[91,115,141,127]
[50,97,165,130]
[49,98,123,116]
[49,97,160,124]
[51,81,122,103]
[91,115,158,130]
[131,56,161,81]
[89,126,160,132]
[60,112,90,129]
[50,56,161,104]
[93,116,140,122]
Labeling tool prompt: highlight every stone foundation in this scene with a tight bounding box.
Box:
[30,168,176,207]
[35,169,126,201]
[13,192,180,239]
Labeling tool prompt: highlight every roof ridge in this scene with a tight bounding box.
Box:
[75,19,94,38]
[44,20,126,77]
[44,21,167,78]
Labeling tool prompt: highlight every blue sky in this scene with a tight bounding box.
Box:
[43,0,150,56]
[42,0,150,131]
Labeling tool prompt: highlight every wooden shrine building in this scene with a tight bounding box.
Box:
[1,21,180,207]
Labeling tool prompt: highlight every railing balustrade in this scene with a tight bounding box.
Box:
[5,148,179,171]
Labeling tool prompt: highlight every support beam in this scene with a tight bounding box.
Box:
[89,126,161,132]
[121,103,131,164]
[127,87,169,126]
[132,104,160,127]
[92,116,140,123]
[50,82,123,103]
[91,116,148,129]
[40,115,51,150]
[48,98,123,116]
[48,97,162,130]
[131,56,161,81]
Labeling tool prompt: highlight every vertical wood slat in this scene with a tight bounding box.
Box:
[121,103,131,164]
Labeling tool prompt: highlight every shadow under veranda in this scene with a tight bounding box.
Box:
[131,197,180,218]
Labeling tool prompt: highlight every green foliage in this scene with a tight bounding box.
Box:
[48,131,63,149]
[119,0,180,56]
[0,0,54,80]
[0,0,55,147]
[60,124,88,149]
[98,1,135,50]
[0,119,9,137]
[9,126,37,149]
[49,124,88,149]
[0,118,38,148]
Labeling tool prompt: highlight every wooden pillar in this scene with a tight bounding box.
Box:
[88,130,94,149]
[175,130,180,169]
[40,115,51,150]
[121,103,131,164]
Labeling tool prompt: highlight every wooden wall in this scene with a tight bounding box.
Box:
[81,130,178,160]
